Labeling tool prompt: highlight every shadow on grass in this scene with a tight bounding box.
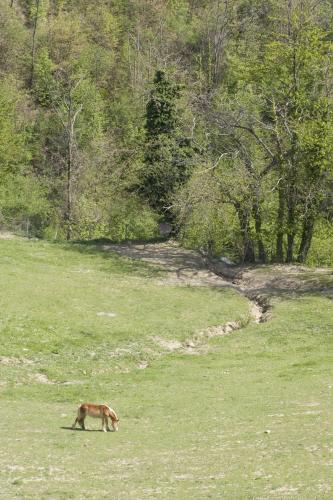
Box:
[54,238,333,299]
[53,237,169,279]
[244,278,333,301]
[61,426,109,432]
[210,260,333,300]
[64,237,227,281]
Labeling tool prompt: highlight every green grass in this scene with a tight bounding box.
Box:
[0,239,248,391]
[0,238,333,498]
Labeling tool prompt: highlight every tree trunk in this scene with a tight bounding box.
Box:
[30,0,40,88]
[235,203,255,263]
[63,94,82,240]
[253,198,266,262]
[212,0,229,86]
[297,216,315,263]
[65,101,73,241]
[275,182,285,262]
[286,232,294,263]
[286,153,297,263]
[65,142,73,241]
[286,191,295,263]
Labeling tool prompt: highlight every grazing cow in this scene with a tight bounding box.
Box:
[72,403,119,432]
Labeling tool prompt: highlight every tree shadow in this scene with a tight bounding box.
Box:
[210,259,333,300]
[54,238,333,299]
[53,238,169,279]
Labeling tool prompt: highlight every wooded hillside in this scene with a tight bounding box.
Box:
[1,0,332,264]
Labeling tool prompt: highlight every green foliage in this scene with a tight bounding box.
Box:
[0,174,51,236]
[0,0,332,261]
[145,70,180,137]
[0,0,28,75]
[139,71,192,220]
[27,0,49,20]
[180,202,240,259]
[0,78,30,177]
[140,136,191,214]
[306,220,333,267]
[175,166,240,258]
[107,197,159,241]
[33,47,56,106]
[0,77,39,233]
[70,194,159,242]
[179,2,333,263]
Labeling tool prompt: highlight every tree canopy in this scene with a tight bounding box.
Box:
[0,0,332,264]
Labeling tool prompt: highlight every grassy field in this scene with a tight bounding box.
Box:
[0,237,333,498]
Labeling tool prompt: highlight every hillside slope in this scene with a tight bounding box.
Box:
[0,238,332,498]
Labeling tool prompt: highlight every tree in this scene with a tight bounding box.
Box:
[0,0,28,76]
[139,70,192,222]
[0,0,332,260]
[0,77,30,180]
[26,0,49,88]
[252,2,333,262]
[30,11,106,239]
[202,1,333,263]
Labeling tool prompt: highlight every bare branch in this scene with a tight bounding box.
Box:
[228,124,275,159]
[196,151,235,175]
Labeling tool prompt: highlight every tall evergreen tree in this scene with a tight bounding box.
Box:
[139,70,192,222]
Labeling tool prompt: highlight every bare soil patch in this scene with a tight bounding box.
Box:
[0,231,17,240]
[105,240,230,288]
[208,259,333,298]
[0,356,33,365]
[33,373,54,384]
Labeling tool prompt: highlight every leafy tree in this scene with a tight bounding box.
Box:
[0,78,30,179]
[30,11,107,239]
[252,4,333,262]
[0,0,332,262]
[199,1,333,263]
[0,0,28,76]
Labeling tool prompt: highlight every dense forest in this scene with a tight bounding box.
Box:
[0,0,332,264]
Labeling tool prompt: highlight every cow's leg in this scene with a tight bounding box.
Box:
[72,417,78,429]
